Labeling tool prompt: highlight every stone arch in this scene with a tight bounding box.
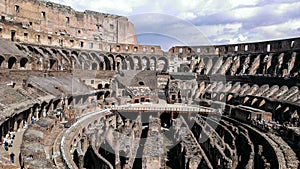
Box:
[0,55,5,68]
[27,46,39,55]
[99,62,105,70]
[107,54,115,70]
[203,56,213,75]
[142,56,150,70]
[49,58,58,70]
[181,64,190,72]
[78,51,91,61]
[98,54,111,70]
[20,57,29,69]
[50,48,63,69]
[69,51,80,68]
[126,56,135,70]
[115,55,125,70]
[70,55,80,69]
[104,83,110,89]
[90,52,106,70]
[71,50,79,57]
[90,52,101,63]
[8,56,17,69]
[150,57,157,71]
[105,91,111,98]
[133,56,142,70]
[57,49,71,65]
[121,59,127,70]
[78,52,91,70]
[34,47,47,60]
[157,57,169,72]
[98,83,103,89]
[62,49,69,56]
[97,91,105,100]
[39,47,51,57]
[91,62,98,70]
[15,44,25,51]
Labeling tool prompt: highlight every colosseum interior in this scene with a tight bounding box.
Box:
[0,0,299,169]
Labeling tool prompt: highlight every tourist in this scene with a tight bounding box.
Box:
[31,116,35,124]
[10,152,15,163]
[4,141,8,151]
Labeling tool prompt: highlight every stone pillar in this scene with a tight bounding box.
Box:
[62,97,68,121]
[27,108,33,123]
[115,150,121,169]
[19,120,24,129]
[80,97,83,105]
[188,112,191,121]
[51,103,54,111]
[171,112,174,126]
[3,61,8,69]
[35,107,39,120]
[184,156,189,169]
[42,108,47,117]
[64,97,68,110]
[13,120,18,132]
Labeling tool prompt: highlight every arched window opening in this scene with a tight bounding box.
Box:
[104,84,110,89]
[91,63,97,70]
[20,58,28,68]
[50,59,56,70]
[8,57,17,69]
[104,91,110,98]
[0,55,4,67]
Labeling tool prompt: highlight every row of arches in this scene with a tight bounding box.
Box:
[0,55,29,69]
[191,52,300,77]
[7,44,169,72]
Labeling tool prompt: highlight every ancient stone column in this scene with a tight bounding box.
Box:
[42,108,47,117]
[35,107,39,120]
[13,120,18,132]
[27,108,33,123]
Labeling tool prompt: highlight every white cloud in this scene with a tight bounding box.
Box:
[178,12,197,20]
[48,0,300,48]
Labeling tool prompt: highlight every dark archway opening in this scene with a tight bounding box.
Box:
[99,62,104,70]
[104,84,110,89]
[91,63,97,70]
[104,57,111,70]
[84,146,101,169]
[98,84,103,89]
[8,57,17,69]
[160,112,172,128]
[0,55,4,67]
[97,92,104,100]
[20,58,28,68]
[166,143,184,169]
[104,91,110,98]
[73,149,80,168]
[99,142,115,167]
[50,59,57,70]
[11,30,16,41]
[108,55,115,70]
[119,150,127,168]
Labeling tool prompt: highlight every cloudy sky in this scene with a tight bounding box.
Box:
[49,0,300,50]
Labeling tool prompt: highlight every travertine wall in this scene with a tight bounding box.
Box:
[169,37,300,55]
[0,0,137,48]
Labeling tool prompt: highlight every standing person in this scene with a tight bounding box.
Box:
[4,141,8,151]
[10,152,15,163]
[31,116,35,124]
